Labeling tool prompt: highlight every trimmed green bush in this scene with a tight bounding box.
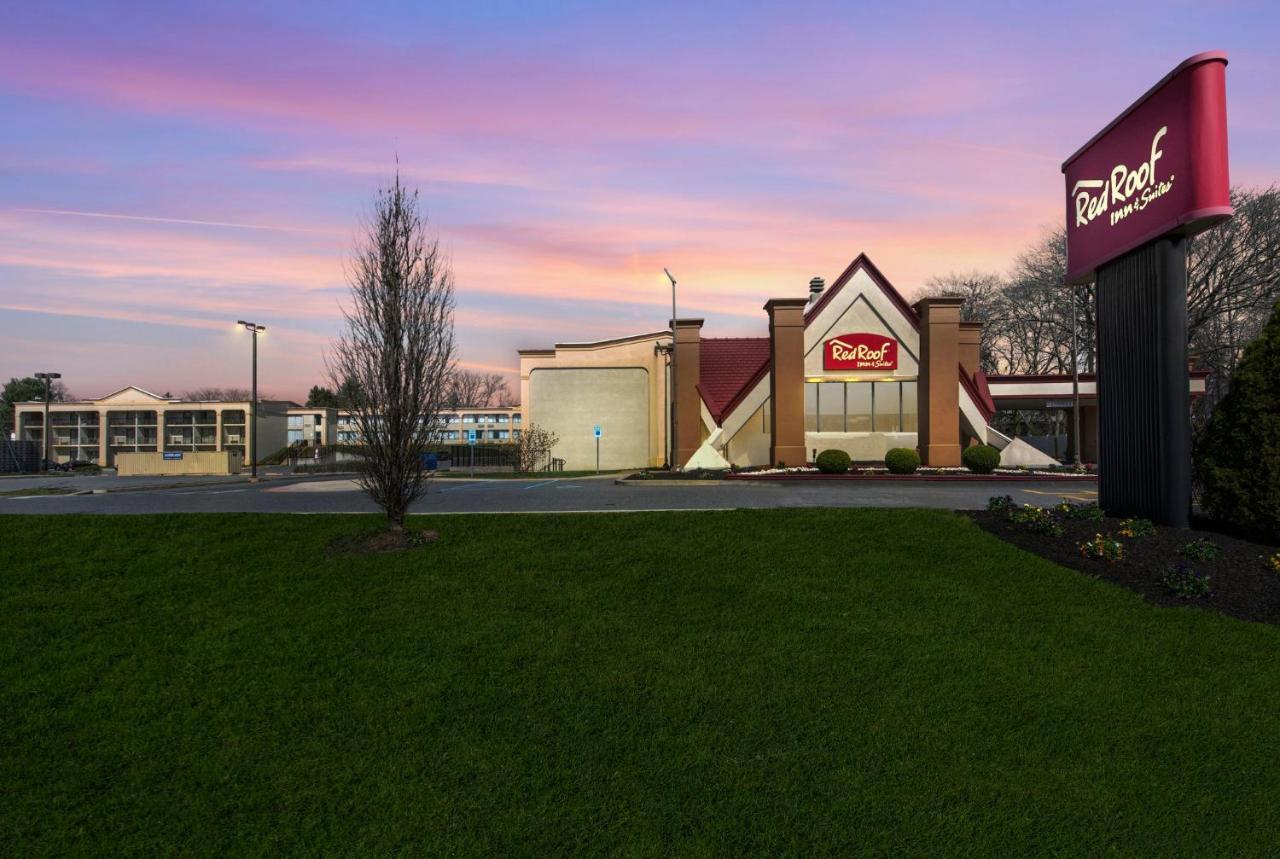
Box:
[815,449,852,474]
[1197,300,1280,542]
[885,447,921,475]
[962,444,1001,474]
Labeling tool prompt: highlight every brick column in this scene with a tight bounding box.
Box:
[958,321,983,379]
[672,318,703,469]
[913,296,964,466]
[765,297,808,467]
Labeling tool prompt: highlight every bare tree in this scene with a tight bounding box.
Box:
[516,422,559,472]
[326,172,456,531]
[183,387,261,402]
[923,185,1280,433]
[446,369,515,408]
[919,271,1005,370]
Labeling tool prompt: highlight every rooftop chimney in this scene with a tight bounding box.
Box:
[808,276,825,304]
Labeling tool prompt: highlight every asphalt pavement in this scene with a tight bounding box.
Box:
[0,472,1097,515]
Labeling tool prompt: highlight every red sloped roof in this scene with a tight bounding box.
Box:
[698,337,771,424]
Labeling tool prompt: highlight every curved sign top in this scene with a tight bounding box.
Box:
[1062,52,1232,284]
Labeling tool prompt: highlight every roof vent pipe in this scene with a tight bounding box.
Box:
[808,276,825,304]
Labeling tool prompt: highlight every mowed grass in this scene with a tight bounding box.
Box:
[4,511,1280,856]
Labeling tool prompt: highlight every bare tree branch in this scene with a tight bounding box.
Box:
[325,171,457,530]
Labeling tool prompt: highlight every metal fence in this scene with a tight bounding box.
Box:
[286,442,565,474]
[0,440,41,473]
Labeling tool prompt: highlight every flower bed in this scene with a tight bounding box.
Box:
[971,500,1280,625]
[725,465,1096,481]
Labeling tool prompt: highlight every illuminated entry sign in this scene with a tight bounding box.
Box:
[1062,51,1231,283]
[824,333,897,371]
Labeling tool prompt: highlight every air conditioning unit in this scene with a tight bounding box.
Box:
[171,435,186,444]
[114,436,128,445]
[226,435,241,444]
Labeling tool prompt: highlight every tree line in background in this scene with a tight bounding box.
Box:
[1,377,73,438]
[304,368,514,410]
[923,185,1280,435]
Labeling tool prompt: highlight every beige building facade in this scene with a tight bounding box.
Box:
[14,386,291,467]
[519,251,1210,472]
[518,333,669,470]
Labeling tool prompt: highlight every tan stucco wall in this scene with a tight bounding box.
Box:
[519,332,668,468]
[527,367,651,470]
[805,432,918,462]
[725,400,771,466]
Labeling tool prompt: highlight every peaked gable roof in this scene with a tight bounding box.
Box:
[698,337,771,424]
[95,385,172,403]
[804,252,919,330]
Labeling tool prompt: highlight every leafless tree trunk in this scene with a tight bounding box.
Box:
[446,369,515,408]
[326,172,456,530]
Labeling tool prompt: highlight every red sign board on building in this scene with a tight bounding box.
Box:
[823,333,897,371]
[1062,52,1232,283]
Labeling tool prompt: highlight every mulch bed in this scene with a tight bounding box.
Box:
[971,510,1280,625]
[727,471,1097,482]
[326,528,439,556]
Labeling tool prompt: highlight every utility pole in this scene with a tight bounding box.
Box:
[1070,284,1083,468]
[665,268,677,470]
[34,371,61,470]
[237,321,265,478]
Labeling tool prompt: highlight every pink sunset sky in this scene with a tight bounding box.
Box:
[2,1,1278,403]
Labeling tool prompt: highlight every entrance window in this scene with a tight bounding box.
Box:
[803,380,918,433]
[901,381,919,432]
[874,382,901,432]
[818,382,845,432]
[804,383,818,432]
[846,383,872,432]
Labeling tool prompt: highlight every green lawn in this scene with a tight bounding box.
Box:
[4,510,1280,855]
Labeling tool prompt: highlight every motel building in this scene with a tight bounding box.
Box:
[519,253,1206,472]
[12,387,296,468]
[12,386,523,470]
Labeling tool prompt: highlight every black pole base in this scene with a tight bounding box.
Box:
[1095,237,1192,527]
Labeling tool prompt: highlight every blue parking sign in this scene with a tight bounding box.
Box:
[593,424,602,438]
[467,429,478,445]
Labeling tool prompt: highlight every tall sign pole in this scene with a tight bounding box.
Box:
[1063,52,1232,526]
[35,371,61,470]
[665,268,677,470]
[237,321,266,478]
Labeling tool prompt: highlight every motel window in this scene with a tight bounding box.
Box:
[288,415,303,428]
[818,382,845,432]
[900,382,919,432]
[873,382,901,432]
[847,383,873,432]
[513,414,522,425]
[804,381,918,433]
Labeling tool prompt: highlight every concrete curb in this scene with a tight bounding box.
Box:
[614,478,777,487]
[724,473,1098,482]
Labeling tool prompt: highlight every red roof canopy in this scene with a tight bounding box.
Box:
[698,337,771,424]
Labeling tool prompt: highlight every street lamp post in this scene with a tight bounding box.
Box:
[664,268,677,470]
[34,371,61,471]
[236,321,265,478]
[1069,284,1083,468]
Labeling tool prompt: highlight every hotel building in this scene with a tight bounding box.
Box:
[519,253,1206,471]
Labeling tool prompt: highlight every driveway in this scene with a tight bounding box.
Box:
[0,473,1097,515]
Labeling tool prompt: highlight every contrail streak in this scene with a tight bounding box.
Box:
[13,207,331,234]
